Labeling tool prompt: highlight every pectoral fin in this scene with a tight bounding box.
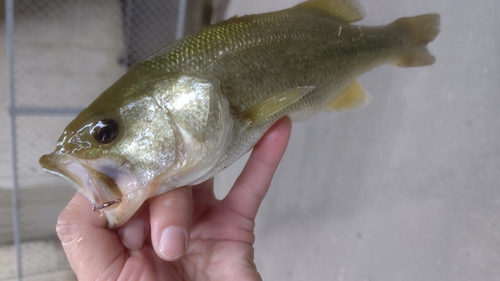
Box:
[244,86,315,124]
[295,0,365,22]
[324,80,370,112]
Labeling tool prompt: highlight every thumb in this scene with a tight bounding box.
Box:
[149,185,193,261]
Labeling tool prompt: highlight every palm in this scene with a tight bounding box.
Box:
[146,181,261,280]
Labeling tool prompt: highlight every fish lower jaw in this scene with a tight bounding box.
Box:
[102,187,152,228]
[75,157,156,228]
[40,152,146,227]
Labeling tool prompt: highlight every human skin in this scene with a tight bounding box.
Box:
[56,117,292,281]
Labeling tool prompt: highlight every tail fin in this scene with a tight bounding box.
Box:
[391,14,440,67]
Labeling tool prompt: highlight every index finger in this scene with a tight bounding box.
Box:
[223,116,292,220]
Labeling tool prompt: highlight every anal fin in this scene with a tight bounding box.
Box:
[244,86,315,124]
[324,80,370,112]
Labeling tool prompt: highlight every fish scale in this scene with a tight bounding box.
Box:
[40,0,440,228]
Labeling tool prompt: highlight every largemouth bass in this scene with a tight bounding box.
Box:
[40,0,440,228]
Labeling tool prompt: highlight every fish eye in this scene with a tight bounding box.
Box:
[92,119,119,144]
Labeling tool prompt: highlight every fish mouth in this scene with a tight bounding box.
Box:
[39,152,146,228]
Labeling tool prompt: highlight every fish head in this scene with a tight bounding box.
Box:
[40,73,232,228]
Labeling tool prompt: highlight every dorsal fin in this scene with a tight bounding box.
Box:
[295,0,365,22]
[324,80,370,112]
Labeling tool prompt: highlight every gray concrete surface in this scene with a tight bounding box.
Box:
[213,0,500,280]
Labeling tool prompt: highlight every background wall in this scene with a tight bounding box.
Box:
[215,0,500,280]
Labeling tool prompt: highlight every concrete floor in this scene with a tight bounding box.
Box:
[1,0,500,280]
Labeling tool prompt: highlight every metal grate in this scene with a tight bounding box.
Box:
[121,0,186,67]
[6,0,199,279]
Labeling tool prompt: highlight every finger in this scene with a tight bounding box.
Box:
[191,178,215,202]
[149,185,193,261]
[117,203,150,250]
[224,116,292,220]
[57,192,124,280]
[191,178,216,220]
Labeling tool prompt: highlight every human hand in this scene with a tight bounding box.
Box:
[56,117,292,280]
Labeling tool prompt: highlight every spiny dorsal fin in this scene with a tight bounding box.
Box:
[244,86,315,124]
[324,81,370,112]
[295,0,365,22]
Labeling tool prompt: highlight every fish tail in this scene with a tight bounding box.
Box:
[391,13,440,67]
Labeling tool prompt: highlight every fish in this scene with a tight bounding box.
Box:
[39,0,440,228]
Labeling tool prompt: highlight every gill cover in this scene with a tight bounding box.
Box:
[150,74,233,192]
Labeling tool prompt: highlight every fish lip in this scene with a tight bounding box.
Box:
[39,152,132,212]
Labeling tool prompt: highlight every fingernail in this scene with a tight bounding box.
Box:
[158,227,188,260]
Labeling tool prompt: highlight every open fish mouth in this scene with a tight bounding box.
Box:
[39,153,136,214]
[40,153,155,228]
